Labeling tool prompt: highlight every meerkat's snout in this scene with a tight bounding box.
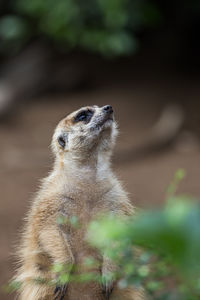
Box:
[103,105,113,113]
[101,105,114,123]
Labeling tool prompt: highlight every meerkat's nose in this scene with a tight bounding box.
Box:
[103,105,113,113]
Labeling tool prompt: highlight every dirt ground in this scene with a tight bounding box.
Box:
[0,74,200,299]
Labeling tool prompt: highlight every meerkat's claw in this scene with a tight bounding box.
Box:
[102,280,114,299]
[54,284,68,300]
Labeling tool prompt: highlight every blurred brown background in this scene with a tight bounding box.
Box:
[0,1,200,299]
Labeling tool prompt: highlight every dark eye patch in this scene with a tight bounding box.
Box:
[58,136,66,148]
[74,109,94,123]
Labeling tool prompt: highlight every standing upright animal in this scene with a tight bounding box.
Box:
[14,105,144,300]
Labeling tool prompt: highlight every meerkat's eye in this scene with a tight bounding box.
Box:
[74,110,93,123]
[77,112,87,121]
[58,136,66,148]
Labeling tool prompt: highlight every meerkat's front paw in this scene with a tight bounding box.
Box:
[102,256,117,299]
[102,277,114,299]
[54,284,67,300]
[102,270,116,300]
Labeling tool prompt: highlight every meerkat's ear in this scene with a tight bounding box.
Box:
[57,134,68,149]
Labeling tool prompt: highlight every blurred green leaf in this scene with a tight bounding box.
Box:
[0,0,161,56]
[88,170,200,299]
[0,15,29,54]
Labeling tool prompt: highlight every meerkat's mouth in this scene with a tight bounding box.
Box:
[90,115,113,131]
[89,105,114,131]
[103,115,113,124]
[95,114,113,130]
[100,107,114,124]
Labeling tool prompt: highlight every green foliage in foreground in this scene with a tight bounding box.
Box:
[0,0,161,56]
[88,169,200,300]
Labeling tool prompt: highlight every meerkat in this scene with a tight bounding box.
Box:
[14,105,144,300]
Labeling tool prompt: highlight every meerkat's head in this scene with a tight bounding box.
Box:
[52,105,118,162]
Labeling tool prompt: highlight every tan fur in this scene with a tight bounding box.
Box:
[14,105,144,300]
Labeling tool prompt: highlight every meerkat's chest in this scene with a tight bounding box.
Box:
[61,193,104,224]
[59,190,107,245]
[57,194,104,263]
